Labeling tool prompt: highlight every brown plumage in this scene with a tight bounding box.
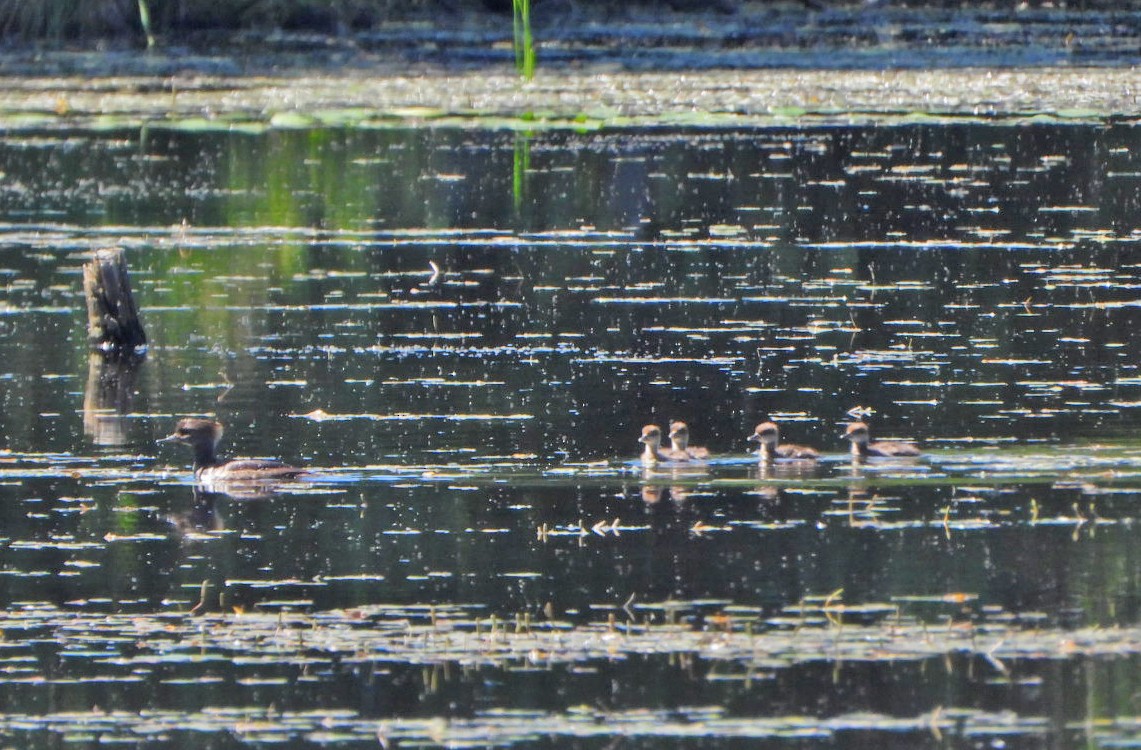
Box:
[747,421,819,461]
[638,424,670,465]
[667,421,710,460]
[844,421,921,459]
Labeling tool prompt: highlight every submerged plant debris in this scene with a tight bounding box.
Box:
[0,67,1135,131]
[7,600,1139,666]
[0,601,1138,744]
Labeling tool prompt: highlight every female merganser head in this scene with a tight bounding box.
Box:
[844,421,921,459]
[667,421,710,460]
[638,424,668,465]
[747,421,819,461]
[159,418,306,482]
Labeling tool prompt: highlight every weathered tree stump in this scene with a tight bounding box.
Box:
[83,247,147,354]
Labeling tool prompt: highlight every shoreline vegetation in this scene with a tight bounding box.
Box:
[0,2,1139,71]
[3,0,1141,44]
[0,3,1137,124]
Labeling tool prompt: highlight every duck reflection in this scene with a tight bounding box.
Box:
[750,456,821,482]
[640,483,667,505]
[638,482,695,507]
[166,488,225,535]
[637,458,706,509]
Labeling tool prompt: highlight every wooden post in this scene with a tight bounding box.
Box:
[83,247,147,354]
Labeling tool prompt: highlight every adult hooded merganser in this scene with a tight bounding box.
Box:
[844,421,921,459]
[747,421,819,461]
[159,418,306,482]
[668,421,710,460]
[638,425,670,465]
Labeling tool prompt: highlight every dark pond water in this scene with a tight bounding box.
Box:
[0,123,1139,748]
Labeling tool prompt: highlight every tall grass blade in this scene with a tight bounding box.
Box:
[512,0,535,80]
[513,131,531,212]
[137,0,154,49]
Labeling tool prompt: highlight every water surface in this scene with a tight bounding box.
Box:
[0,122,1138,748]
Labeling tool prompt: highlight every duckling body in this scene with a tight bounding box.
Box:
[844,421,921,459]
[747,421,819,461]
[668,421,710,460]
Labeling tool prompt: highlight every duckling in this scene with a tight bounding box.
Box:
[747,421,819,461]
[638,424,670,465]
[844,421,921,459]
[667,421,710,460]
